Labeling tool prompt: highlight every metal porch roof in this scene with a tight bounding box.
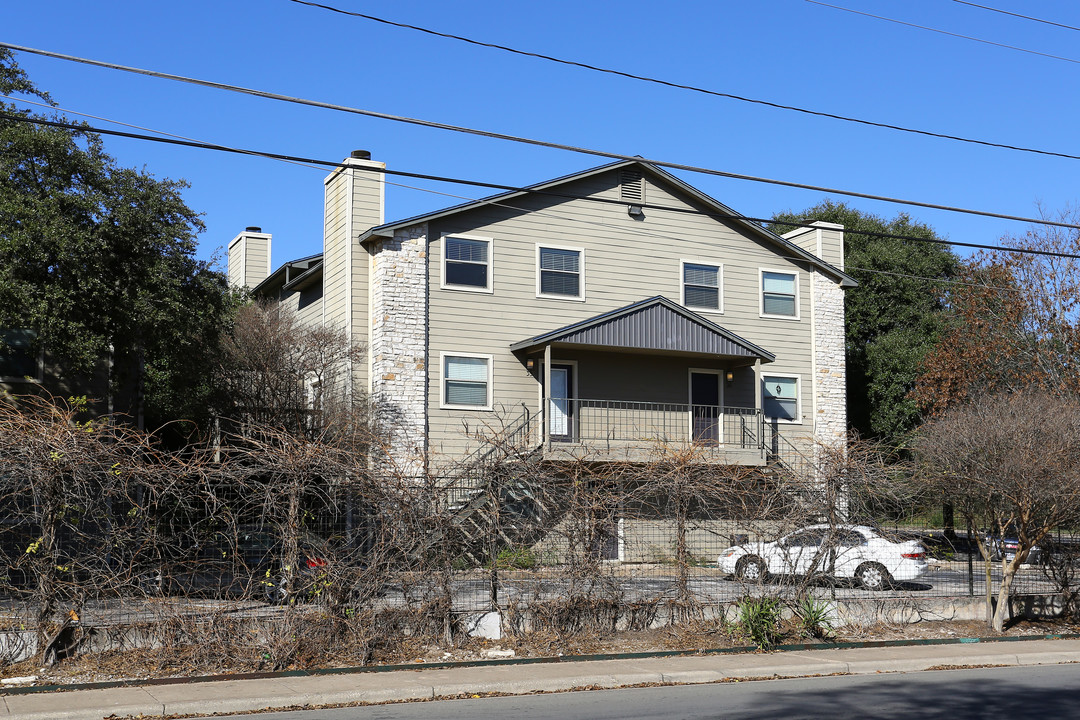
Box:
[510,296,775,362]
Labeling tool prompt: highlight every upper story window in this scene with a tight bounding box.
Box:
[760,269,799,318]
[441,353,493,410]
[763,374,799,423]
[442,235,492,292]
[537,245,584,300]
[682,261,722,312]
[0,329,41,381]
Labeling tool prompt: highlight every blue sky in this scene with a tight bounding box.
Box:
[4,0,1079,268]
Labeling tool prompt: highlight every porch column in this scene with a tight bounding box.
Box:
[753,359,762,410]
[753,359,763,451]
[543,344,552,447]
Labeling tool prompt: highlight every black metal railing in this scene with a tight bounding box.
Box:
[542,398,763,451]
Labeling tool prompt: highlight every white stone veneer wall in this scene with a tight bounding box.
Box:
[370,223,428,477]
[812,270,847,453]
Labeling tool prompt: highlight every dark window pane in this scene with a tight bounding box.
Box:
[446,380,487,406]
[446,261,488,288]
[763,293,796,316]
[539,247,579,273]
[763,397,797,420]
[541,270,580,297]
[684,263,718,287]
[685,285,719,309]
[446,237,487,263]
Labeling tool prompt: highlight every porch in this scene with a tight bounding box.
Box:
[539,398,767,464]
[509,297,789,467]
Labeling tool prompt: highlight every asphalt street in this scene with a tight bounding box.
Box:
[205,664,1080,720]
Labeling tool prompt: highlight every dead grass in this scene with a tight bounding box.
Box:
[6,615,1078,689]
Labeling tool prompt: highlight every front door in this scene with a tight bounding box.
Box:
[690,371,720,444]
[549,364,574,442]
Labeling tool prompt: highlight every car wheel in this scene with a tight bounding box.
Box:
[735,556,768,582]
[855,562,892,590]
[263,576,290,605]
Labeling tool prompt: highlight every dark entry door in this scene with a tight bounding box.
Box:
[690,371,720,444]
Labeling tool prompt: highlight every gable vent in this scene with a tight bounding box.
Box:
[620,169,644,202]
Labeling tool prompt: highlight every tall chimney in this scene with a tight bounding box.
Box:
[322,151,386,391]
[227,226,272,289]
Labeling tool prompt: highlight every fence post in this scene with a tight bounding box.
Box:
[967,519,974,596]
[488,464,500,612]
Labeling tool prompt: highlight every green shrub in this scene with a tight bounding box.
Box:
[793,596,834,639]
[737,596,783,649]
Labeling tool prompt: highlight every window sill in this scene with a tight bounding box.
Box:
[439,404,494,412]
[440,284,494,294]
[536,293,586,302]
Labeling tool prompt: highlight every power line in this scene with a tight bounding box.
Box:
[287,0,1080,164]
[808,1,1080,65]
[0,103,1046,290]
[952,1,1080,33]
[6,110,1080,261]
[1,42,1077,233]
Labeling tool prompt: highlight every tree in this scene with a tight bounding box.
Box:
[0,49,237,430]
[215,300,368,438]
[915,390,1080,632]
[914,207,1080,415]
[770,202,957,447]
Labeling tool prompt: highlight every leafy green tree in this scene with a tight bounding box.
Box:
[0,49,237,431]
[770,201,957,447]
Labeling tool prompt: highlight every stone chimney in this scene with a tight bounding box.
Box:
[227,226,272,289]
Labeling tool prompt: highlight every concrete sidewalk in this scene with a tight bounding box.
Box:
[5,638,1080,720]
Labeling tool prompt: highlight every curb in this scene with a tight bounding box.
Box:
[5,631,1078,697]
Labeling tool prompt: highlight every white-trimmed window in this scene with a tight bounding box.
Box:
[681,261,722,312]
[762,374,800,423]
[760,269,799,318]
[442,235,492,292]
[537,245,584,300]
[0,329,42,382]
[441,353,493,410]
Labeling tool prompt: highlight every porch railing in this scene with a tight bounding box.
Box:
[542,398,763,451]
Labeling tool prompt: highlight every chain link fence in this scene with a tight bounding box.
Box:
[0,396,1076,670]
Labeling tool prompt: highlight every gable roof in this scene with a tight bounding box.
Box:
[359,159,857,288]
[252,253,322,295]
[510,296,775,362]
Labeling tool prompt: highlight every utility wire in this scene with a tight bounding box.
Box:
[288,0,1080,163]
[0,94,328,174]
[1,41,1077,233]
[808,1,1080,65]
[952,1,1080,33]
[0,101,1039,291]
[6,110,1080,261]
[0,93,538,208]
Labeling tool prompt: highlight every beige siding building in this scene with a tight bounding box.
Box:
[232,152,855,483]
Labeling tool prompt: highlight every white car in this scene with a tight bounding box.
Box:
[717,524,928,590]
